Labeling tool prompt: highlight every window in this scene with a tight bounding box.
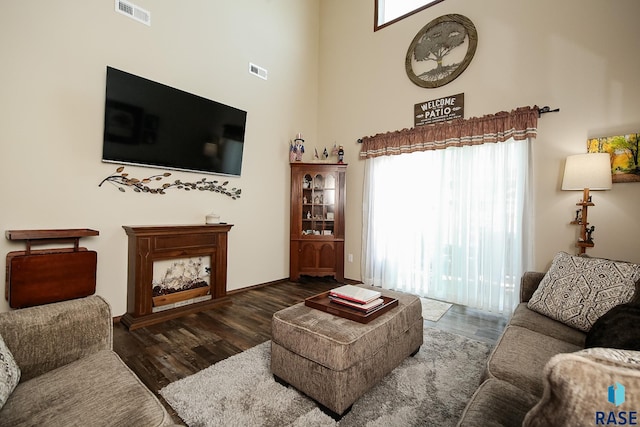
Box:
[375,0,445,31]
[362,138,533,314]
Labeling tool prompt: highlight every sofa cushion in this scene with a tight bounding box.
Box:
[523,348,640,427]
[458,378,539,427]
[0,349,172,427]
[577,347,640,365]
[484,325,582,397]
[509,303,585,347]
[585,302,640,350]
[0,334,20,410]
[0,295,112,381]
[527,252,640,332]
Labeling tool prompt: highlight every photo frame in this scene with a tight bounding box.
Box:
[405,14,478,88]
[587,133,640,183]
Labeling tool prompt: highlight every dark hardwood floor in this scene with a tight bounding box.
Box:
[113,277,508,424]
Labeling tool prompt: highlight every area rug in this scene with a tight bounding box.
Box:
[160,328,491,426]
[420,297,453,322]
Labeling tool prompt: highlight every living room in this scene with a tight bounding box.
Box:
[2,0,639,316]
[2,0,640,424]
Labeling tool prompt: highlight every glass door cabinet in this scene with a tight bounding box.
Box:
[290,163,347,281]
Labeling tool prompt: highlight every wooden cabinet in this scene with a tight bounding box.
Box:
[290,163,347,281]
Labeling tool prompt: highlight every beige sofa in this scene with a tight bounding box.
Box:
[459,256,640,426]
[0,296,176,427]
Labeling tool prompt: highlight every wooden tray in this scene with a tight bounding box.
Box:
[305,291,398,323]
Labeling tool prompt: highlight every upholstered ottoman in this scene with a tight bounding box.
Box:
[270,286,423,418]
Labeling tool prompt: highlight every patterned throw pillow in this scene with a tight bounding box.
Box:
[527,252,640,332]
[0,333,20,409]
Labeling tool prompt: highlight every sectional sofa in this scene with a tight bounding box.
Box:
[458,252,640,426]
[0,295,177,426]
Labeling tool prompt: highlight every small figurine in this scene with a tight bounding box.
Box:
[586,226,595,243]
[293,133,305,162]
[331,144,339,158]
[289,141,296,162]
[322,147,329,160]
[337,145,345,164]
[314,147,319,160]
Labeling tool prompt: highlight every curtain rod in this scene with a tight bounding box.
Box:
[356,105,559,143]
[538,105,560,117]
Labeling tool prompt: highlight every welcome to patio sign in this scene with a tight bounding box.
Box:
[414,93,464,126]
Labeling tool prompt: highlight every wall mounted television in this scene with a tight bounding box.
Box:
[102,66,247,177]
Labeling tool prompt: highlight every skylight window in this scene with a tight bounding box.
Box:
[375,0,445,31]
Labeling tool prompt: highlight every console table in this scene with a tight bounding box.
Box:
[121,224,233,330]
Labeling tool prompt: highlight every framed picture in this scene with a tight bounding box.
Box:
[587,133,640,183]
[405,14,478,88]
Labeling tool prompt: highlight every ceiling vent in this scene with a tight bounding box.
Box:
[115,0,151,26]
[249,63,268,80]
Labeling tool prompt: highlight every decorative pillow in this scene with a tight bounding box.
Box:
[527,252,640,332]
[585,302,640,350]
[577,347,640,365]
[0,333,20,409]
[523,350,640,427]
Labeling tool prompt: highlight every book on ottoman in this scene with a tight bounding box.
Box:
[329,295,384,312]
[329,284,381,304]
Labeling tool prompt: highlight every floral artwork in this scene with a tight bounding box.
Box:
[588,133,640,183]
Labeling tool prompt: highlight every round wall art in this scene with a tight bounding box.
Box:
[405,14,477,88]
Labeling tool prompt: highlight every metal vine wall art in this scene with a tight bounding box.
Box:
[99,167,242,199]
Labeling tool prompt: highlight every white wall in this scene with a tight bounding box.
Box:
[0,1,320,314]
[318,0,640,279]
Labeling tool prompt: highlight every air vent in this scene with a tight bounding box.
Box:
[115,0,151,26]
[249,63,268,80]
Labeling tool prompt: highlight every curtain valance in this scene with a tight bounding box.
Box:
[359,106,539,159]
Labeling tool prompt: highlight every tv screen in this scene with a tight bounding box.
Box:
[102,66,247,177]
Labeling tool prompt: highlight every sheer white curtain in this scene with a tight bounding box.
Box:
[362,137,532,314]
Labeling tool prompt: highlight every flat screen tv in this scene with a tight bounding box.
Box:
[102,66,247,177]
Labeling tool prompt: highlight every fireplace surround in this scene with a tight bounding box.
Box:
[121,224,233,330]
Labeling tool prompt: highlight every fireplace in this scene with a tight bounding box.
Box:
[121,224,233,330]
[151,256,211,312]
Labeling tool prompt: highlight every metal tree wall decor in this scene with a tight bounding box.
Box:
[405,14,478,88]
[99,167,242,199]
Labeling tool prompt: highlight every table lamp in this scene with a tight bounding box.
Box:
[561,152,612,253]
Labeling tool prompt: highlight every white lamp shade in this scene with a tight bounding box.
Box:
[561,153,612,190]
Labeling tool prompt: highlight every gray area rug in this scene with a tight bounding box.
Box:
[420,297,453,322]
[160,328,491,426]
